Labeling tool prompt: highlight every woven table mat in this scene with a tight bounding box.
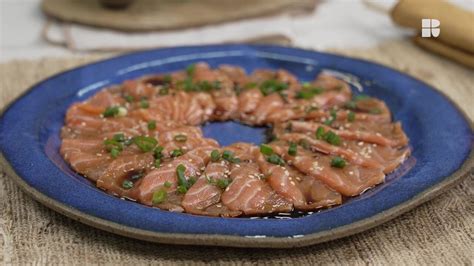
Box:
[0,41,473,265]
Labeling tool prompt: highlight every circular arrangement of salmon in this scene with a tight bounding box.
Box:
[61,63,411,217]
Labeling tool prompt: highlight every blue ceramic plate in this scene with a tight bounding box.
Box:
[0,45,472,248]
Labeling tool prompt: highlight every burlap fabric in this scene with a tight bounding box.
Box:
[0,41,472,264]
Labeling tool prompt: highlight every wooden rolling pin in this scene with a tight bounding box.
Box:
[391,0,474,68]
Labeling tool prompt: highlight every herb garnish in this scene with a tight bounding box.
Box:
[315,127,341,146]
[288,142,297,156]
[122,180,133,189]
[348,111,355,122]
[133,136,157,152]
[295,83,323,99]
[139,99,149,109]
[174,134,187,142]
[210,150,221,162]
[331,156,346,168]
[206,175,231,189]
[260,144,273,156]
[222,150,241,163]
[186,64,196,76]
[267,154,285,166]
[259,79,288,96]
[124,95,134,102]
[170,148,183,157]
[147,120,156,130]
[152,189,167,205]
[324,109,337,126]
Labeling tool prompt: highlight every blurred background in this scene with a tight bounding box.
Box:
[1,0,472,68]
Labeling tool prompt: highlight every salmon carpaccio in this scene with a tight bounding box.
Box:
[60,63,411,217]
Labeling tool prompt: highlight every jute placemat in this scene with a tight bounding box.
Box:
[0,41,472,264]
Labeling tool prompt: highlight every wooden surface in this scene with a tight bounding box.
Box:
[0,40,473,264]
[42,0,317,31]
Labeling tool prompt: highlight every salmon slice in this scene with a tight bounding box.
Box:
[218,65,249,87]
[279,133,383,169]
[137,146,215,206]
[288,120,409,148]
[122,80,157,100]
[61,138,104,155]
[96,153,155,199]
[237,88,263,119]
[65,151,113,181]
[253,148,306,207]
[297,176,342,210]
[248,93,285,125]
[269,143,385,197]
[254,145,342,210]
[192,63,238,120]
[221,162,293,215]
[182,160,241,217]
[344,141,411,173]
[223,142,257,162]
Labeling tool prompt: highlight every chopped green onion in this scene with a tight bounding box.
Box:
[130,172,143,180]
[140,99,149,109]
[267,154,285,166]
[302,82,312,89]
[174,134,187,142]
[216,178,230,189]
[103,106,120,117]
[222,150,233,161]
[188,177,197,187]
[124,95,134,102]
[153,146,164,159]
[110,147,120,158]
[345,101,357,110]
[177,186,188,194]
[259,79,289,96]
[324,131,341,146]
[152,189,167,205]
[288,142,297,156]
[354,94,370,101]
[331,156,346,168]
[164,181,172,188]
[324,109,337,126]
[369,108,382,114]
[348,111,355,122]
[295,90,314,99]
[222,150,240,163]
[133,136,157,152]
[122,180,133,189]
[244,82,257,89]
[154,159,161,168]
[210,150,221,162]
[316,126,325,139]
[113,133,126,142]
[170,148,183,157]
[176,164,188,193]
[295,86,323,99]
[147,120,156,130]
[260,144,273,156]
[186,64,196,76]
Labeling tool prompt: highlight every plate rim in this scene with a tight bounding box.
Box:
[0,44,473,248]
